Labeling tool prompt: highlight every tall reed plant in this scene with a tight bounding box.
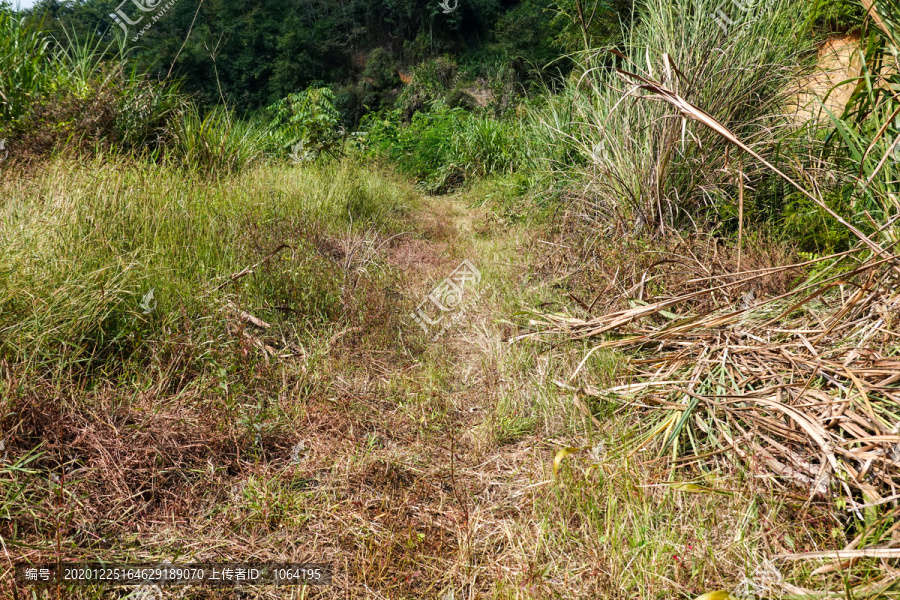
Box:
[821,0,900,244]
[0,9,53,127]
[535,0,816,232]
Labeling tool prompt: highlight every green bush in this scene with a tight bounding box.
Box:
[267,86,343,161]
[449,115,527,178]
[362,47,401,113]
[362,104,530,193]
[534,0,815,232]
[1,12,270,173]
[396,56,460,121]
[811,0,863,33]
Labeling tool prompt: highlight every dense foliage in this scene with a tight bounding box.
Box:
[13,0,634,118]
[2,0,886,248]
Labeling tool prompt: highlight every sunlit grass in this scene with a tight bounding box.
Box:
[0,157,417,374]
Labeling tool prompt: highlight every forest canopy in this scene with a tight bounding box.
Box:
[12,0,636,114]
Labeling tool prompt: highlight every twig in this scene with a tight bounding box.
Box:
[214,244,293,290]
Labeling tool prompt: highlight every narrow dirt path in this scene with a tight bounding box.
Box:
[316,191,829,600]
[310,191,553,599]
[120,187,555,600]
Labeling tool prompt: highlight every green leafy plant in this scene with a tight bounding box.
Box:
[267,86,343,160]
[362,104,531,193]
[810,0,863,33]
[820,0,900,245]
[0,9,53,128]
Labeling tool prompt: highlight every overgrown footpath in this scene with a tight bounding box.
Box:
[1,156,882,599]
[4,0,900,597]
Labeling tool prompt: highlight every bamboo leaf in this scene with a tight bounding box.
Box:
[553,447,582,479]
[693,592,735,600]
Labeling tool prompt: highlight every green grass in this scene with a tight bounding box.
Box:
[0,9,53,125]
[0,157,417,376]
[0,11,269,172]
[169,105,271,174]
[531,0,817,232]
[362,104,534,193]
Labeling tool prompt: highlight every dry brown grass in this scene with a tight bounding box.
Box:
[525,218,900,596]
[4,158,895,600]
[536,207,804,318]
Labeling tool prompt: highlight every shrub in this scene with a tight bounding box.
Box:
[266,86,343,161]
[0,15,186,161]
[396,56,460,121]
[811,0,863,34]
[449,115,527,178]
[535,0,815,233]
[363,48,400,92]
[362,104,531,193]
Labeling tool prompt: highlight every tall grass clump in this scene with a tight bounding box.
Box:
[0,13,267,172]
[819,0,900,242]
[0,158,415,376]
[170,105,270,174]
[1,16,184,158]
[537,0,816,232]
[779,0,900,252]
[0,9,53,127]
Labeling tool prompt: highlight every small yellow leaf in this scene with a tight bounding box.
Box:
[670,482,708,493]
[693,592,735,600]
[657,481,729,495]
[553,447,581,479]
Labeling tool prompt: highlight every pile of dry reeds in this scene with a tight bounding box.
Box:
[526,65,900,512]
[528,242,900,507]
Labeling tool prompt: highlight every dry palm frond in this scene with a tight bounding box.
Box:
[528,65,900,512]
[532,250,900,507]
